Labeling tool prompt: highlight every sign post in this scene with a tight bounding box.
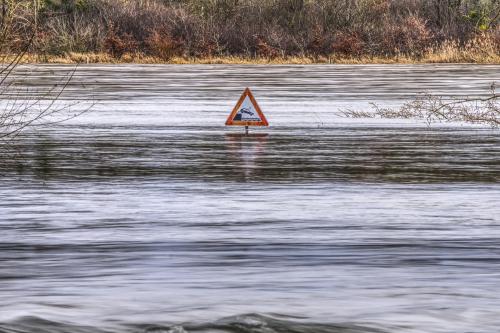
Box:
[226,88,269,135]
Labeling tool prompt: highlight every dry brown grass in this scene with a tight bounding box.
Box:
[424,34,500,64]
[8,49,500,65]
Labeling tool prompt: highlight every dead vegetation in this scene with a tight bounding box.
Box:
[2,0,499,63]
[340,83,500,128]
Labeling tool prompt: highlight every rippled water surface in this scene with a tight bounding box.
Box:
[1,65,499,333]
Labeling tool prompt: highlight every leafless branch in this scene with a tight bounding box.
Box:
[0,0,93,146]
[339,83,500,128]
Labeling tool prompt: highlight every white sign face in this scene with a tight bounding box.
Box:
[232,96,263,122]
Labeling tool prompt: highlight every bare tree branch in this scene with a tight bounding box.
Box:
[0,0,93,145]
[339,83,500,128]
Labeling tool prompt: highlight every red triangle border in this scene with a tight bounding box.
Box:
[225,88,269,126]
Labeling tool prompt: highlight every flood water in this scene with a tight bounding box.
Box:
[1,65,500,333]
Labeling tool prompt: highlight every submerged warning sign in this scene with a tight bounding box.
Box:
[225,88,269,126]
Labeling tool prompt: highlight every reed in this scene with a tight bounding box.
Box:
[9,52,499,65]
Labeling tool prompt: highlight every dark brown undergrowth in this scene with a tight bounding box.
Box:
[3,0,500,61]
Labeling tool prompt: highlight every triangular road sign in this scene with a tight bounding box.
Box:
[225,88,269,126]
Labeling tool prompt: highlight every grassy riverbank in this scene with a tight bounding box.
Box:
[3,0,499,65]
[16,55,500,65]
[13,38,500,65]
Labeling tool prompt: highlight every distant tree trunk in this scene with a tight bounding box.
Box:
[1,0,6,28]
[33,0,38,32]
[436,0,443,28]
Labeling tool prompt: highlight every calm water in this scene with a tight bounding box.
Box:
[1,65,499,333]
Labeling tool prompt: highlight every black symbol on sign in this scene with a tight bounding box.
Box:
[241,108,254,116]
[234,107,255,121]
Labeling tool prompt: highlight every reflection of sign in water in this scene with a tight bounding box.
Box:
[226,88,269,126]
[225,133,268,179]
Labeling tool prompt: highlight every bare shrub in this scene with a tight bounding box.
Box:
[254,35,281,58]
[331,32,365,57]
[103,23,138,58]
[0,0,92,143]
[0,68,92,142]
[340,83,500,128]
[381,15,433,56]
[146,29,184,60]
